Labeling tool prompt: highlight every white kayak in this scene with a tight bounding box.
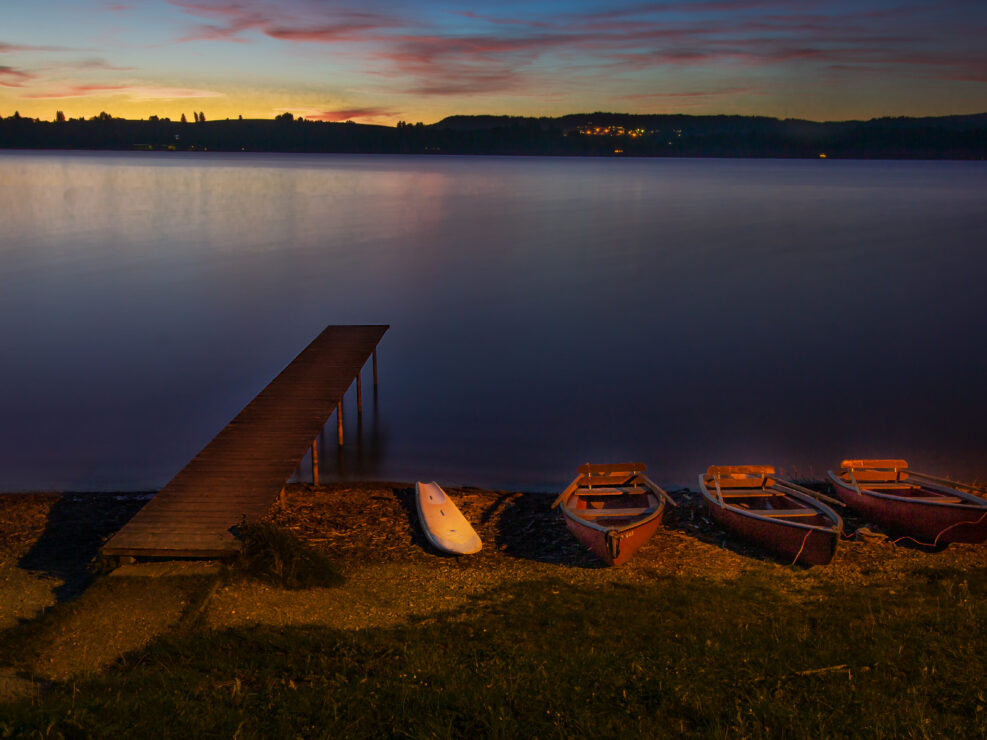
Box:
[415,481,482,555]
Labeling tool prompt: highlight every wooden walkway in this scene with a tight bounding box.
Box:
[102,324,388,558]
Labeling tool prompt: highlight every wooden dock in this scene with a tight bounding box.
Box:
[101,324,388,558]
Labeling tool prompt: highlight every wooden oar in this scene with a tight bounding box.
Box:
[908,470,987,498]
[638,474,677,507]
[551,476,581,509]
[773,479,845,508]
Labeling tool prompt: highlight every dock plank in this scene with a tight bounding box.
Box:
[101,324,387,558]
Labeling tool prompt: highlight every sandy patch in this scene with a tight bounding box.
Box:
[28,574,213,681]
[0,563,59,631]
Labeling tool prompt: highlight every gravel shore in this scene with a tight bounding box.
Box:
[2,481,985,690]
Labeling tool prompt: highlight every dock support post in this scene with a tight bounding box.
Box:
[373,348,379,388]
[356,371,363,416]
[337,401,344,446]
[311,438,319,485]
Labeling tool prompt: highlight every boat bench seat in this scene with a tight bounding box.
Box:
[577,486,647,496]
[718,491,779,498]
[713,479,772,489]
[568,506,656,518]
[752,508,818,517]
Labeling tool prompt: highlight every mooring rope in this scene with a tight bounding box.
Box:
[791,528,813,565]
[890,510,987,548]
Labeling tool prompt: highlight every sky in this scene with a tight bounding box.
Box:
[1,0,985,124]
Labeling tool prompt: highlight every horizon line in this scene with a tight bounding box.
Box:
[4,109,987,127]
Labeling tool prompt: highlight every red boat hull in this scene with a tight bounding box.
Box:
[563,513,664,566]
[830,478,987,545]
[705,502,838,566]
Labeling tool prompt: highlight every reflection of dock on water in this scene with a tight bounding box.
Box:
[101,324,388,558]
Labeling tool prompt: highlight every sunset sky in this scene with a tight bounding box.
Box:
[2,0,985,124]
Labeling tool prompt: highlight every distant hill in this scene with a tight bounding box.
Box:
[1,111,985,159]
[432,112,987,132]
[429,113,987,158]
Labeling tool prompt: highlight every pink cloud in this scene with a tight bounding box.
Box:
[0,65,34,87]
[374,4,975,98]
[264,20,389,43]
[171,1,400,44]
[369,32,593,96]
[304,107,393,122]
[25,84,129,99]
[169,0,261,19]
[453,11,551,29]
[179,24,254,42]
[170,0,273,41]
[24,83,223,99]
[622,86,762,100]
[128,85,225,99]
[77,58,136,72]
[169,2,567,95]
[163,0,986,103]
[0,41,70,53]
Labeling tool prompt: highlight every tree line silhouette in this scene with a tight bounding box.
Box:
[1,111,984,159]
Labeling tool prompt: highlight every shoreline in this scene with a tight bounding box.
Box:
[3,481,986,708]
[3,147,987,162]
[4,481,986,582]
[3,111,986,160]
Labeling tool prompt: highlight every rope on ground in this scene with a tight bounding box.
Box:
[891,510,987,548]
[792,664,849,676]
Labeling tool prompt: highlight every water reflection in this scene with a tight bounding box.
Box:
[0,151,984,491]
[289,375,388,484]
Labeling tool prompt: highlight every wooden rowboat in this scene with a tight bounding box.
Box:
[551,462,673,566]
[698,465,843,566]
[827,459,987,546]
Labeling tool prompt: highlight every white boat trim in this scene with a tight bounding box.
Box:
[699,473,843,534]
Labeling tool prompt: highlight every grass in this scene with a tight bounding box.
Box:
[0,574,218,680]
[2,566,985,738]
[230,521,345,590]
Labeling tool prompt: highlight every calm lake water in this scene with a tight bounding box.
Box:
[1,151,984,491]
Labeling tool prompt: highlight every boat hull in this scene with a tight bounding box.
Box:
[554,463,671,566]
[829,477,987,545]
[705,500,838,566]
[562,512,664,566]
[698,467,842,566]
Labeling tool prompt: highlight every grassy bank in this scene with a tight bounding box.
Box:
[2,485,986,737]
[3,565,985,738]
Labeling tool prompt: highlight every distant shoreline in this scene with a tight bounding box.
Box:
[2,111,985,159]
